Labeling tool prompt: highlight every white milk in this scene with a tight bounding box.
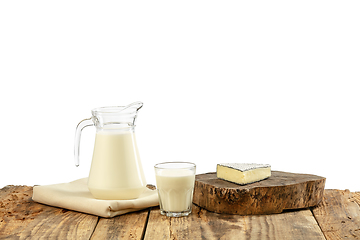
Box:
[156,169,195,212]
[87,130,146,200]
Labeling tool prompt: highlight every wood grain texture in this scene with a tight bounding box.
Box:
[242,209,326,240]
[193,171,326,215]
[352,192,360,206]
[90,209,149,240]
[0,185,98,240]
[2,185,359,240]
[144,204,326,240]
[312,189,360,240]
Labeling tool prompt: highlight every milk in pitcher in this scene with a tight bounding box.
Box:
[88,130,146,200]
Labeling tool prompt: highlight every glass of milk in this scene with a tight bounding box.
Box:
[154,162,196,217]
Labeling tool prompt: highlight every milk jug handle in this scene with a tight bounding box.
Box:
[74,118,94,167]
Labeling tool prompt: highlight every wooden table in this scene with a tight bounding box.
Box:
[1,185,360,239]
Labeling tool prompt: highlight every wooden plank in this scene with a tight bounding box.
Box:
[194,171,325,215]
[143,207,171,239]
[0,185,98,240]
[242,210,326,240]
[145,204,326,240]
[312,189,360,239]
[90,209,149,240]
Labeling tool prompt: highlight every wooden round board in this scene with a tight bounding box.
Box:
[193,171,326,215]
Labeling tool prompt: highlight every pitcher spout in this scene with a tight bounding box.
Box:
[123,101,143,113]
[119,101,143,126]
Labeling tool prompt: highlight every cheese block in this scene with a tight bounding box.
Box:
[217,163,271,185]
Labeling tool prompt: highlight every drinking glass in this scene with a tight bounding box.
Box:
[154,162,196,217]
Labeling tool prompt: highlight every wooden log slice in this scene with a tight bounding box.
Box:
[193,171,326,215]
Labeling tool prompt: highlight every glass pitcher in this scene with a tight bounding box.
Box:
[74,102,147,200]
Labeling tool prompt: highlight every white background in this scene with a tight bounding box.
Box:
[1,1,359,191]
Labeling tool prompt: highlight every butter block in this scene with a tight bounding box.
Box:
[217,163,271,185]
